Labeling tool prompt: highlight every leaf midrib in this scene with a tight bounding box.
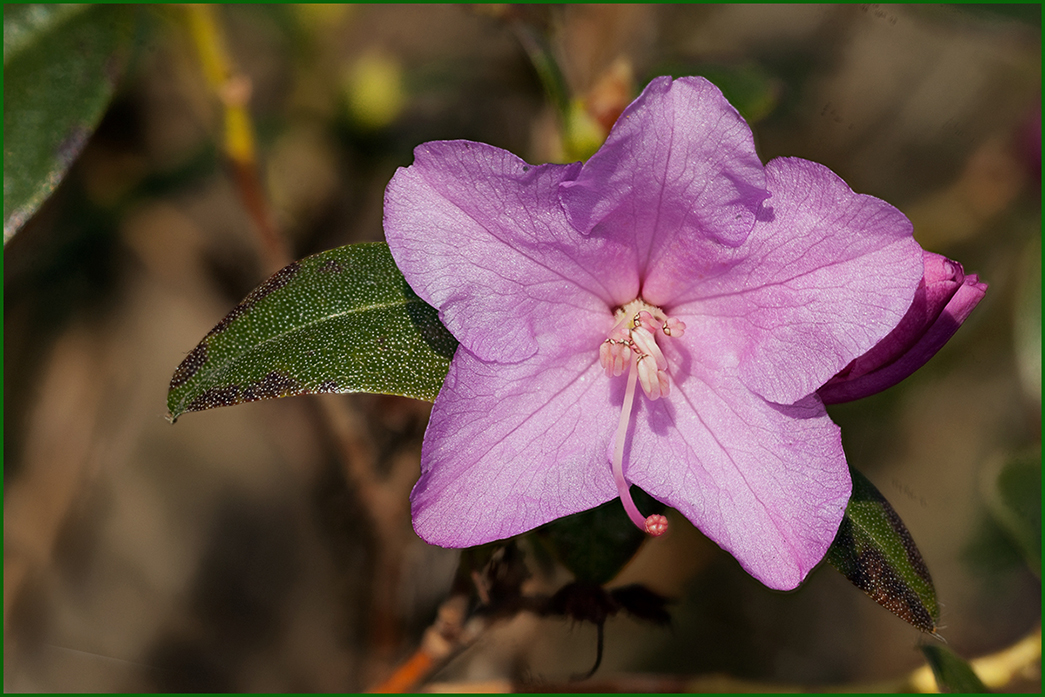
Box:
[177,294,434,400]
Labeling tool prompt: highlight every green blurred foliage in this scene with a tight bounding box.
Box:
[1013,236,1041,404]
[921,644,990,693]
[3,4,137,242]
[534,487,664,585]
[986,447,1042,574]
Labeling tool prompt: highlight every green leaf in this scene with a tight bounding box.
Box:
[920,644,990,693]
[826,466,939,633]
[534,487,663,585]
[985,447,1042,574]
[167,243,458,421]
[3,4,136,242]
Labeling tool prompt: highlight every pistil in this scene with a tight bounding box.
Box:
[611,352,669,536]
[599,300,685,536]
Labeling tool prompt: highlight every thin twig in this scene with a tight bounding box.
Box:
[182,4,288,273]
[183,5,425,677]
[368,595,487,693]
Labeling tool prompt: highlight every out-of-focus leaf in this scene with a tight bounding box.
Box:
[3,4,136,242]
[3,4,84,62]
[826,466,939,633]
[1013,235,1041,403]
[512,15,569,119]
[167,243,457,421]
[985,447,1042,574]
[534,487,663,585]
[920,644,990,693]
[951,3,1042,28]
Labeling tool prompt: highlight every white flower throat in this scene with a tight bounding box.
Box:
[599,299,686,537]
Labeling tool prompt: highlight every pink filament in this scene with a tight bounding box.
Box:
[611,354,668,537]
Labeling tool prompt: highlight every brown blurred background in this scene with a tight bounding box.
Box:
[4,4,1041,692]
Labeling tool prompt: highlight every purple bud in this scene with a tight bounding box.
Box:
[818,251,987,404]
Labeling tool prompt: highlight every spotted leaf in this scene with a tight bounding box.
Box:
[167,243,458,421]
[826,466,939,633]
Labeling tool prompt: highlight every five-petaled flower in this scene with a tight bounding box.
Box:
[384,76,985,590]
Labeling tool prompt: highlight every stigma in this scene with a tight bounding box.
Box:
[599,299,685,536]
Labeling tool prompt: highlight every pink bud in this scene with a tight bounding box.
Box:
[818,251,987,404]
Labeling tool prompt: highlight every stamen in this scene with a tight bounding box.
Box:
[634,310,657,334]
[635,355,657,400]
[598,341,612,374]
[662,317,686,337]
[656,370,670,398]
[630,326,666,371]
[599,319,634,377]
[611,354,668,537]
[599,337,632,377]
[616,345,631,376]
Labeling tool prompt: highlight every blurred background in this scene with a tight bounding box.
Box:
[4,4,1040,692]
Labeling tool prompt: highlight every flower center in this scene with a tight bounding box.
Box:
[598,299,686,537]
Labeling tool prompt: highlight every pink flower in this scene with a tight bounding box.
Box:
[383,76,976,590]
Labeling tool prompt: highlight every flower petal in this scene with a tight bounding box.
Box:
[410,347,620,547]
[384,140,623,364]
[560,76,768,302]
[672,157,924,405]
[627,337,850,590]
[818,257,987,403]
